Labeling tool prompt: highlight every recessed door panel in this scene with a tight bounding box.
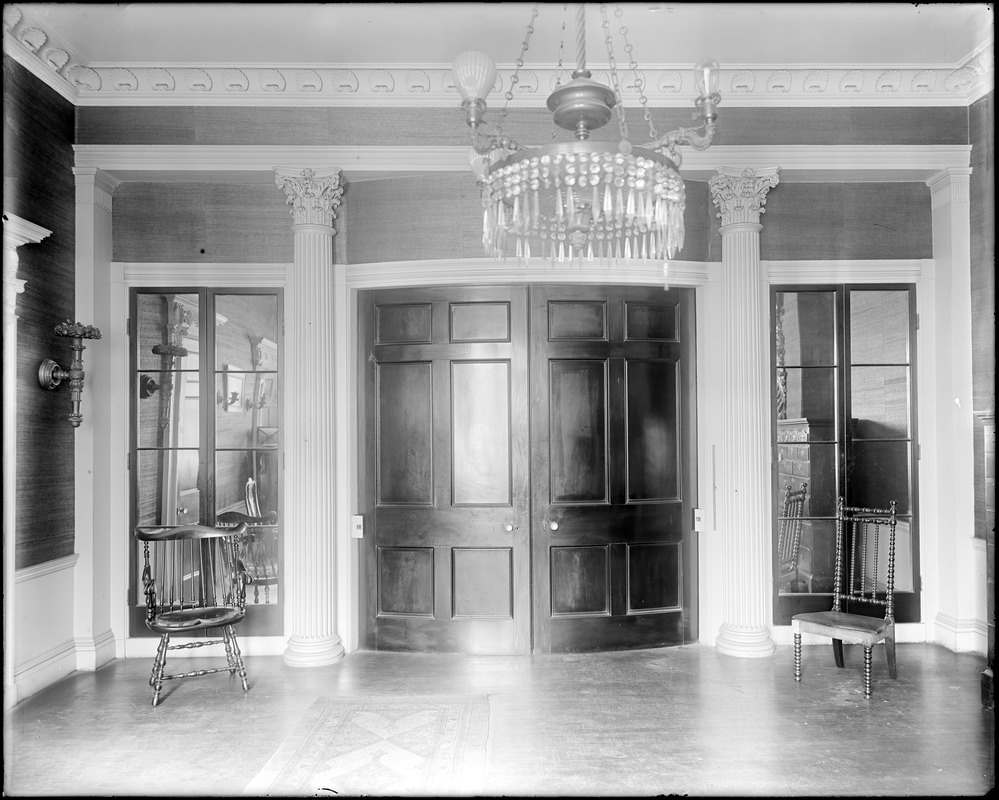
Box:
[549,360,608,504]
[377,362,434,505]
[452,361,511,506]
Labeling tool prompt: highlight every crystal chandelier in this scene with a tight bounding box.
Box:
[451,3,720,272]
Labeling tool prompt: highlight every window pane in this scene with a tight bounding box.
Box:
[775,442,839,517]
[136,293,199,372]
[215,294,279,370]
[137,371,201,448]
[850,290,910,364]
[779,518,837,594]
[778,367,837,424]
[215,450,278,516]
[775,291,836,367]
[848,441,912,514]
[851,366,911,438]
[135,449,201,526]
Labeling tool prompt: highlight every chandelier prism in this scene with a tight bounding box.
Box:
[451,3,720,272]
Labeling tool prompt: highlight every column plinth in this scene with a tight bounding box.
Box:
[275,167,346,667]
[709,167,780,658]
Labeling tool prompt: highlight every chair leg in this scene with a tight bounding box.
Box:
[224,625,249,692]
[793,632,802,681]
[863,645,873,698]
[885,634,897,680]
[151,634,169,706]
[832,638,845,668]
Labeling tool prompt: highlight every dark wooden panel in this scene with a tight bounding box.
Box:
[378,547,434,616]
[625,302,677,341]
[551,546,610,616]
[450,302,510,342]
[452,548,513,618]
[549,360,608,503]
[627,543,681,612]
[452,361,511,506]
[112,183,293,263]
[5,55,77,569]
[548,302,607,340]
[755,183,933,262]
[376,362,434,505]
[376,303,432,344]
[626,360,679,502]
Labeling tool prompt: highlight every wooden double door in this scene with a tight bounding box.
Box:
[359,284,697,654]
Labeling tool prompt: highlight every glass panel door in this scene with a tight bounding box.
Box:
[130,288,283,635]
[771,285,918,624]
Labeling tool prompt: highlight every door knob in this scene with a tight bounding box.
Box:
[177,507,188,516]
[503,523,518,532]
[549,520,559,531]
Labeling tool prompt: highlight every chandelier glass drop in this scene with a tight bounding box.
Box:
[451,3,721,270]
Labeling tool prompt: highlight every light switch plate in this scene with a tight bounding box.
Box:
[351,515,364,538]
[692,508,706,532]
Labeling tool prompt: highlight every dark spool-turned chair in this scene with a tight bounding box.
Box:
[792,497,898,698]
[777,482,808,592]
[134,522,250,706]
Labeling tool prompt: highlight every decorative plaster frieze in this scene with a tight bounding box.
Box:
[709,167,781,226]
[275,167,344,229]
[3,15,993,108]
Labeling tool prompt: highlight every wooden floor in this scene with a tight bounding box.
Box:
[4,643,994,797]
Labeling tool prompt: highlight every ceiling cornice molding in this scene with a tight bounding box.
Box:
[4,5,992,110]
[73,144,972,185]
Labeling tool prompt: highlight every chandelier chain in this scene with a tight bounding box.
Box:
[599,4,629,143]
[498,3,540,133]
[615,5,658,142]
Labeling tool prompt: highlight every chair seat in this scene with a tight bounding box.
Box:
[147,605,245,632]
[793,610,892,645]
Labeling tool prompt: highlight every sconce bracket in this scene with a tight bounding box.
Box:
[38,358,66,390]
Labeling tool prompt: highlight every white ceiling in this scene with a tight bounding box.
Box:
[13,2,994,70]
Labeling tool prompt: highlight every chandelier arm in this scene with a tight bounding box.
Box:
[468,127,522,155]
[643,121,718,160]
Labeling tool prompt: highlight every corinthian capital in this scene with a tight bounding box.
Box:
[709,167,781,226]
[275,167,344,228]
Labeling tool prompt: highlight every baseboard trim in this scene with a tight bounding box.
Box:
[11,637,78,706]
[934,612,988,654]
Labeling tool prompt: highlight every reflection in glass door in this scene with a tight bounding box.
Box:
[130,288,283,636]
[771,285,918,624]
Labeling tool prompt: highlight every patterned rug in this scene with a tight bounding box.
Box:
[244,694,490,796]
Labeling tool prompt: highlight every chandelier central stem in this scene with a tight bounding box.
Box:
[575,3,586,75]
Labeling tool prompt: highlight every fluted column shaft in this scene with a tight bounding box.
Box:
[275,167,346,667]
[709,167,781,657]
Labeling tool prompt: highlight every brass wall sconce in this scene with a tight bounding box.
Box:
[139,374,170,398]
[38,320,102,427]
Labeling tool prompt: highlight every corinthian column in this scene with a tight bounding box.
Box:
[708,166,781,657]
[275,167,346,667]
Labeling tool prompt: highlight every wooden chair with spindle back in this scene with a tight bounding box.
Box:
[134,522,250,706]
[792,497,898,698]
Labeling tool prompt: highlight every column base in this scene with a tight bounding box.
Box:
[283,635,346,668]
[716,624,776,658]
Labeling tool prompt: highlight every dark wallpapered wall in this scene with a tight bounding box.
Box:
[4,55,77,569]
[4,52,994,567]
